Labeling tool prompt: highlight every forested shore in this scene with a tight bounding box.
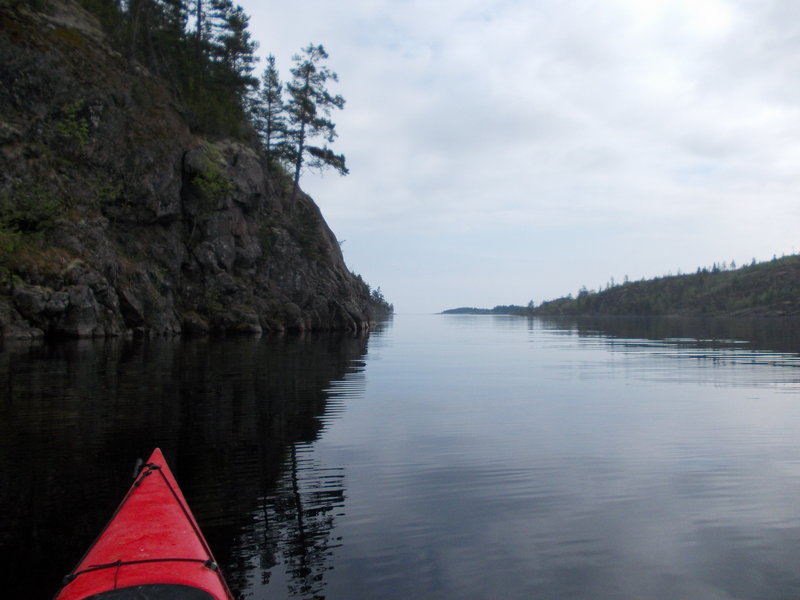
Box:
[444,255,800,318]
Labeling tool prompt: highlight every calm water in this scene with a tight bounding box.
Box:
[3,315,800,599]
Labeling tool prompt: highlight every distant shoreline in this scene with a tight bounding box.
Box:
[441,255,800,319]
[440,306,527,316]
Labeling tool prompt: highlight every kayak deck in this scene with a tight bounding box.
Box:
[54,449,232,600]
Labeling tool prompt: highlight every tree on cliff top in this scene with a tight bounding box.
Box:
[285,44,348,198]
[250,54,290,166]
[87,0,258,136]
[207,0,258,92]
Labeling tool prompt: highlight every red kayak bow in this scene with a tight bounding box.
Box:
[53,448,233,600]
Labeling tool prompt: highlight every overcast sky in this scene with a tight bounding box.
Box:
[239,0,800,313]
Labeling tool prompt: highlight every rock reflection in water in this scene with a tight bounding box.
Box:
[7,315,800,600]
[0,332,368,600]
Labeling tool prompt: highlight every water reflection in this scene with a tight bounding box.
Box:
[5,315,800,600]
[537,315,800,354]
[531,316,800,391]
[246,443,346,598]
[0,333,369,599]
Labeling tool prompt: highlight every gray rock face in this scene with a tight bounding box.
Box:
[0,0,378,338]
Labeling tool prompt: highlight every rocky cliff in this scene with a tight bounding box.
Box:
[0,0,380,338]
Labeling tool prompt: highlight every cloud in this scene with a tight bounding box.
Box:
[241,0,800,311]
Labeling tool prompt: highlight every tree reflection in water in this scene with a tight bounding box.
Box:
[255,443,345,598]
[0,331,371,600]
[537,315,800,354]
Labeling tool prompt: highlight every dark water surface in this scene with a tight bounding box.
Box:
[3,315,800,599]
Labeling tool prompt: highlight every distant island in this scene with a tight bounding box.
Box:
[440,305,528,315]
[443,255,800,318]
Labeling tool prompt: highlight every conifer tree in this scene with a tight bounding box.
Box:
[208,0,258,90]
[251,54,289,164]
[79,0,263,137]
[191,0,204,44]
[222,5,256,69]
[285,44,348,197]
[185,0,212,52]
[159,0,187,36]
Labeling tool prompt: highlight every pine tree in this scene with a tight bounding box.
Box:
[185,0,209,50]
[81,0,259,137]
[251,55,289,164]
[285,44,348,197]
[207,0,258,92]
[158,0,187,36]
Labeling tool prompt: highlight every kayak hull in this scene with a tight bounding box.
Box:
[53,449,232,600]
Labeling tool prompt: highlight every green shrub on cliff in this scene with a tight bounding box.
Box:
[55,100,90,149]
[193,166,233,206]
[185,152,234,243]
[0,183,62,234]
